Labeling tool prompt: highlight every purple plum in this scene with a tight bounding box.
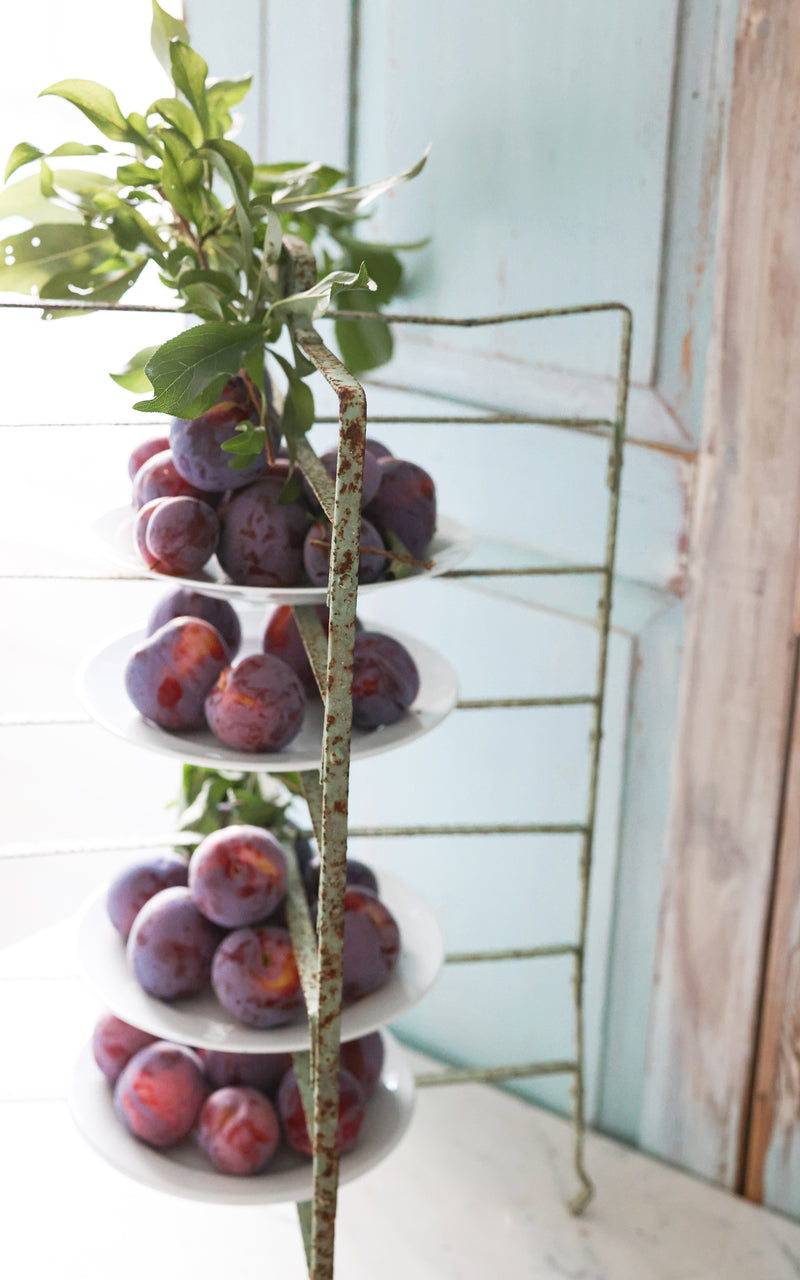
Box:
[114,1041,207,1147]
[147,589,241,658]
[127,886,222,999]
[106,854,189,940]
[125,616,230,730]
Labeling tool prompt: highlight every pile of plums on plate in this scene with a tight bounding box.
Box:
[128,379,437,586]
[107,826,401,1026]
[93,1012,384,1174]
[124,588,421,749]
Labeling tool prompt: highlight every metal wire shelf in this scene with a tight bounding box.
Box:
[0,261,630,1277]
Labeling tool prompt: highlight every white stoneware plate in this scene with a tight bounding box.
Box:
[94,506,474,603]
[68,1029,414,1205]
[75,621,459,771]
[76,871,445,1052]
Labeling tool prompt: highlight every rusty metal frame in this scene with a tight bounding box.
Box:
[0,281,630,1276]
[280,279,631,1269]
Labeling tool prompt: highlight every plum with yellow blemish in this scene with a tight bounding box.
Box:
[189,824,288,928]
[205,652,305,751]
[125,616,230,730]
[211,924,304,1028]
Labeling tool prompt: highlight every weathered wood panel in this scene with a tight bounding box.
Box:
[640,0,800,1185]
[654,0,738,441]
[745,652,800,1213]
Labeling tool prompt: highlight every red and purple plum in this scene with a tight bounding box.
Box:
[137,496,219,576]
[277,1066,366,1156]
[189,824,288,928]
[106,853,189,940]
[92,1013,158,1083]
[127,435,170,481]
[364,438,393,460]
[197,1048,292,1095]
[196,1086,281,1175]
[340,1031,385,1098]
[127,886,222,999]
[217,479,307,587]
[211,924,304,1028]
[131,449,205,509]
[169,378,271,493]
[364,457,436,559]
[350,632,420,729]
[341,887,401,1001]
[114,1041,207,1147]
[125,616,230,730]
[301,447,381,513]
[262,604,330,697]
[205,653,306,752]
[147,588,241,658]
[302,517,386,587]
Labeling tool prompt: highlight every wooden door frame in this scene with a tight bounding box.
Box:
[641,0,800,1194]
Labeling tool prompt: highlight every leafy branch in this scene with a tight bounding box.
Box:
[0,0,427,456]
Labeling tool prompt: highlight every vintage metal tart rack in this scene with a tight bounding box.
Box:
[0,246,630,1279]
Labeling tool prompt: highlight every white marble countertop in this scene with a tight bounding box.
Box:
[2,918,799,1280]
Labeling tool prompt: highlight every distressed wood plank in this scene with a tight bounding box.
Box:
[654,0,738,441]
[744,649,800,1213]
[640,0,800,1185]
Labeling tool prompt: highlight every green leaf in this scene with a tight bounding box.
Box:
[271,351,315,455]
[335,291,393,374]
[169,41,210,136]
[151,0,190,78]
[221,422,268,466]
[273,147,429,214]
[255,160,344,197]
[336,238,403,304]
[0,223,118,294]
[384,530,417,580]
[134,319,263,415]
[110,345,159,392]
[40,79,139,144]
[276,470,303,505]
[268,262,375,324]
[176,267,239,299]
[39,160,55,199]
[0,170,115,225]
[200,142,253,277]
[5,143,43,182]
[117,159,162,188]
[203,138,253,189]
[148,97,203,148]
[50,142,108,160]
[39,258,147,318]
[207,76,252,136]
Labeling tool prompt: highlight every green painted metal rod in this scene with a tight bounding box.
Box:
[456,696,598,709]
[415,1061,579,1088]
[445,944,579,963]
